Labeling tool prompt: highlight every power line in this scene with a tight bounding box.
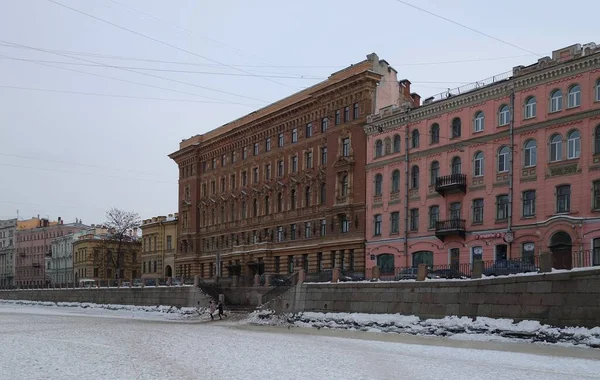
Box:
[0,40,268,103]
[0,84,260,106]
[46,0,297,89]
[393,0,542,57]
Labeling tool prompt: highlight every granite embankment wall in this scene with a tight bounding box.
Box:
[0,286,211,309]
[272,268,600,328]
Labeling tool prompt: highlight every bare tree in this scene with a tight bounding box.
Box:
[95,208,141,280]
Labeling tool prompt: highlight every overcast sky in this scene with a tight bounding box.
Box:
[0,0,597,225]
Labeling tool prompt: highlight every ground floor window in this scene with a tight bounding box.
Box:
[495,244,508,261]
[377,254,394,275]
[412,251,433,267]
[522,242,535,264]
[471,246,483,262]
[593,238,600,266]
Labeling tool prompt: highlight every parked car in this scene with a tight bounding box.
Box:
[121,281,131,287]
[430,268,469,279]
[171,278,182,286]
[259,274,292,287]
[339,271,365,282]
[483,260,538,277]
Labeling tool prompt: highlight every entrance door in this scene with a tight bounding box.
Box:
[495,244,508,261]
[450,248,460,269]
[549,231,573,270]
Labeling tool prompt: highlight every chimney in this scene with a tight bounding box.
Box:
[410,93,421,107]
[398,79,412,101]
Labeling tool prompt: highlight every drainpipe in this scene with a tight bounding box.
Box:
[403,110,410,268]
[159,221,165,279]
[508,89,515,259]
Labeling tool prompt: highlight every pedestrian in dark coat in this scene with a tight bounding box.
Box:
[217,301,227,320]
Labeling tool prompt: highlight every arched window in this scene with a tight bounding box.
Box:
[596,79,600,102]
[524,140,537,167]
[568,85,581,108]
[411,129,420,148]
[430,161,439,185]
[320,183,326,204]
[305,186,311,207]
[451,118,461,138]
[498,105,510,126]
[277,192,283,212]
[393,134,401,153]
[550,134,562,161]
[384,137,392,154]
[265,196,270,215]
[375,140,383,157]
[341,175,349,197]
[497,146,509,172]
[290,190,296,210]
[451,157,462,175]
[524,96,537,119]
[430,123,440,144]
[374,174,383,196]
[392,170,400,192]
[253,199,259,217]
[567,130,581,159]
[411,165,419,189]
[473,151,484,177]
[595,125,600,154]
[550,89,563,112]
[474,111,484,132]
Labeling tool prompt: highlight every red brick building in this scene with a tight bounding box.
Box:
[364,43,600,276]
[169,53,416,279]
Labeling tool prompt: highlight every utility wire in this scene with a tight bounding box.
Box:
[46,0,297,89]
[393,0,542,57]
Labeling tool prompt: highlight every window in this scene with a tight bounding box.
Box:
[265,164,271,180]
[375,140,383,157]
[593,181,600,210]
[241,201,247,219]
[353,103,359,119]
[320,146,327,165]
[524,140,537,167]
[596,79,600,102]
[430,161,439,185]
[472,199,484,224]
[321,117,328,133]
[253,142,259,156]
[221,154,226,167]
[253,199,259,217]
[556,185,571,213]
[335,110,341,125]
[342,138,350,157]
[429,206,439,229]
[451,157,461,175]
[430,123,440,144]
[522,242,535,265]
[320,183,326,204]
[498,105,510,126]
[411,129,419,148]
[344,106,350,122]
[291,128,298,143]
[265,196,271,215]
[390,212,399,234]
[523,190,536,217]
[231,150,236,163]
[274,256,280,273]
[305,151,313,169]
[290,189,296,210]
[341,175,349,197]
[593,238,600,266]
[393,135,401,152]
[212,158,217,169]
[391,170,400,192]
[524,97,536,119]
[550,89,563,112]
[277,192,283,212]
[290,224,297,240]
[253,167,259,183]
[278,133,284,147]
[595,125,600,154]
[496,195,509,220]
[276,226,283,242]
[373,214,382,236]
[265,137,271,152]
[550,134,562,161]
[305,123,313,138]
[450,202,461,220]
[230,174,236,189]
[474,111,484,132]
[305,222,312,238]
[473,151,484,177]
[411,166,419,189]
[291,155,298,173]
[497,146,509,172]
[451,118,461,138]
[167,235,172,250]
[242,147,248,159]
[340,215,349,233]
[374,174,383,196]
[567,85,581,108]
[320,219,326,236]
[304,186,311,207]
[410,209,419,231]
[277,160,284,177]
[567,130,581,159]
[472,246,483,262]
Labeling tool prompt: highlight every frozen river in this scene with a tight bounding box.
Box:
[0,304,599,380]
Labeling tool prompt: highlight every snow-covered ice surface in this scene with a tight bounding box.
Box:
[1,303,600,380]
[248,310,600,348]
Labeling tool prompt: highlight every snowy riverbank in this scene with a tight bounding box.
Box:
[247,310,600,349]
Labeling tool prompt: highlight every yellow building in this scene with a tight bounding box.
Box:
[73,232,141,282]
[140,214,177,279]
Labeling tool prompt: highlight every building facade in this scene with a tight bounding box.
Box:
[15,217,88,287]
[170,53,416,279]
[73,231,141,282]
[364,42,600,276]
[140,214,178,279]
[0,219,17,288]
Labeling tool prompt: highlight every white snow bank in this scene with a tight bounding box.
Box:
[247,310,600,349]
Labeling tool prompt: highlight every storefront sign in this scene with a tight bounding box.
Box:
[474,233,503,240]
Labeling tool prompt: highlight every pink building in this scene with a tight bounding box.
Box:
[15,217,88,287]
[364,43,600,277]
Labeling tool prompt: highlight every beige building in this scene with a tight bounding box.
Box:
[73,232,141,282]
[140,214,177,279]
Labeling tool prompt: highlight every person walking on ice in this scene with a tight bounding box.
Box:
[209,300,216,321]
[217,301,227,320]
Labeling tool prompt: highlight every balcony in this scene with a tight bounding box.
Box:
[435,219,466,241]
[435,174,467,195]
